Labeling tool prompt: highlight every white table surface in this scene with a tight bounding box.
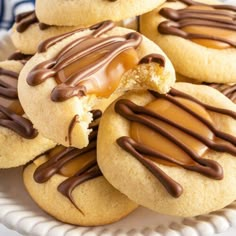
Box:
[0,224,236,236]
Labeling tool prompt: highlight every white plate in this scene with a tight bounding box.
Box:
[1,1,236,235]
[0,167,236,236]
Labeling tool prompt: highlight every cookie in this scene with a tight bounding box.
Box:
[206,83,236,103]
[97,82,236,217]
[175,73,236,104]
[11,11,77,54]
[0,60,55,168]
[140,0,236,83]
[35,0,165,26]
[23,126,138,226]
[18,21,175,148]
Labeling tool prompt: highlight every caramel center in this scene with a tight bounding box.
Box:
[182,6,236,49]
[130,97,214,166]
[183,26,236,49]
[56,48,139,98]
[59,150,96,177]
[42,145,97,178]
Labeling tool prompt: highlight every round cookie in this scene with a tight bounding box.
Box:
[11,11,78,54]
[140,0,236,83]
[97,82,236,217]
[36,0,165,26]
[0,60,55,168]
[23,134,138,226]
[18,21,175,149]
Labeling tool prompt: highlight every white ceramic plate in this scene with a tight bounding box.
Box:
[1,0,236,235]
[0,167,236,236]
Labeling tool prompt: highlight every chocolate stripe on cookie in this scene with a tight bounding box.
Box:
[0,68,38,138]
[15,10,50,33]
[206,83,236,103]
[33,112,102,213]
[27,21,143,102]
[0,68,18,99]
[139,53,165,67]
[158,0,236,48]
[115,88,236,197]
[8,52,32,64]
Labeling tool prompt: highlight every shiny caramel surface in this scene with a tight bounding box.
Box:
[182,6,236,49]
[184,26,236,49]
[59,150,96,177]
[43,145,97,178]
[130,97,214,166]
[56,48,139,98]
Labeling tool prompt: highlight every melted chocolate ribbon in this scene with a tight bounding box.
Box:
[139,53,165,67]
[0,68,38,138]
[206,83,236,103]
[27,21,142,102]
[8,52,32,64]
[0,68,18,99]
[0,105,38,138]
[115,88,236,197]
[158,0,236,47]
[15,11,49,33]
[33,111,102,212]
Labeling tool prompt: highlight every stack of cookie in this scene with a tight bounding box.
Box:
[0,0,236,228]
[1,0,175,226]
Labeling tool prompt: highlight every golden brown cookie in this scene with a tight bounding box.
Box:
[206,83,236,103]
[140,0,236,83]
[97,82,236,217]
[11,11,78,54]
[23,127,138,226]
[0,60,55,168]
[18,21,175,149]
[36,0,165,26]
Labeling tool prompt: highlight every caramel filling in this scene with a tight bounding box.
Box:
[0,74,24,117]
[0,98,23,118]
[59,150,96,177]
[130,97,214,166]
[47,145,65,159]
[183,26,236,49]
[41,145,97,178]
[182,6,236,49]
[56,48,138,98]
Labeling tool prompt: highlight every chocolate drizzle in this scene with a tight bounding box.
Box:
[139,53,165,67]
[0,68,37,138]
[115,88,236,197]
[68,115,79,146]
[8,52,32,64]
[117,137,183,197]
[207,83,236,103]
[58,164,101,214]
[158,0,236,48]
[33,113,102,213]
[0,68,18,99]
[27,21,142,102]
[67,109,102,146]
[15,11,50,33]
